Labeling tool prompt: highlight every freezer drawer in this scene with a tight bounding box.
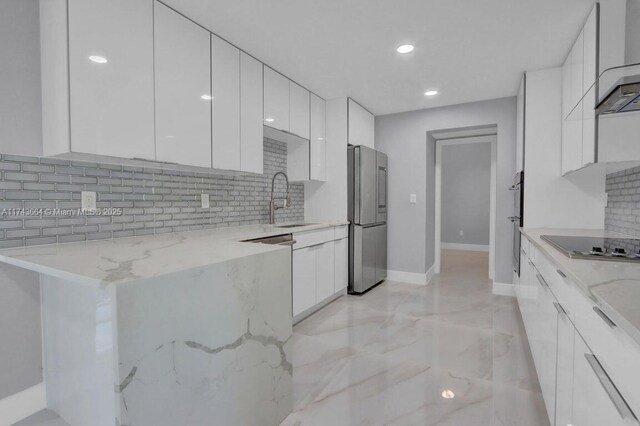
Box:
[349,223,387,294]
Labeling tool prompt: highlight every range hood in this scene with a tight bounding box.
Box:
[596,0,640,115]
[597,73,640,114]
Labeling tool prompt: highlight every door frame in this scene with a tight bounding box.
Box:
[434,135,497,279]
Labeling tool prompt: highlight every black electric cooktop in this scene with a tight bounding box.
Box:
[541,235,640,263]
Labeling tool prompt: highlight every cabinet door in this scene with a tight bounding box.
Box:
[293,248,316,316]
[211,34,240,170]
[310,94,326,181]
[582,5,598,167]
[571,30,584,109]
[348,99,375,149]
[315,242,335,302]
[572,334,637,426]
[290,82,310,139]
[154,2,211,167]
[555,302,575,426]
[334,238,348,293]
[531,272,558,425]
[68,0,155,160]
[583,5,598,93]
[240,52,264,174]
[561,53,572,120]
[516,75,525,171]
[264,67,289,132]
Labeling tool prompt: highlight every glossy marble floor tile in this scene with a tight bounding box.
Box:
[12,410,69,426]
[282,250,549,426]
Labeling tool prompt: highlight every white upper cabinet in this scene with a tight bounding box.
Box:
[571,30,584,109]
[561,3,599,175]
[154,2,211,167]
[240,52,264,174]
[211,34,240,170]
[310,94,327,181]
[583,6,598,92]
[290,82,310,139]
[348,98,375,149]
[582,6,598,167]
[264,67,290,132]
[561,53,572,120]
[516,75,525,171]
[67,0,155,160]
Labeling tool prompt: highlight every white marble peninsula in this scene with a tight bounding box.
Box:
[0,224,340,426]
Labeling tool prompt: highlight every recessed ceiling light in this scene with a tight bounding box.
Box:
[424,90,439,96]
[89,55,108,64]
[200,94,213,100]
[265,117,275,123]
[441,389,455,399]
[396,44,414,54]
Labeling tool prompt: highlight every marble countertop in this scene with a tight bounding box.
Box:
[0,222,348,286]
[522,228,640,345]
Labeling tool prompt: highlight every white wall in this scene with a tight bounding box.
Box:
[524,67,605,229]
[375,97,516,284]
[0,0,43,156]
[304,98,348,223]
[441,142,491,246]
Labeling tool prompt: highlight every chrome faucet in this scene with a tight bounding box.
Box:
[269,171,290,224]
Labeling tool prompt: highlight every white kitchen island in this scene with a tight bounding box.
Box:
[0,224,342,426]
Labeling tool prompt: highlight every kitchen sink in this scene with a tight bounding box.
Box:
[275,223,317,228]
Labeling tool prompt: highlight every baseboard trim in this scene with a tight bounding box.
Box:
[441,243,490,252]
[493,282,516,297]
[387,266,434,286]
[0,382,46,425]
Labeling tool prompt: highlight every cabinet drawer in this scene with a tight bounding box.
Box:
[334,225,348,240]
[521,235,530,256]
[573,290,640,418]
[293,228,335,250]
[535,252,577,322]
[573,331,639,426]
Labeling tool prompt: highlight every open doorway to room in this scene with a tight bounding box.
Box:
[432,126,497,280]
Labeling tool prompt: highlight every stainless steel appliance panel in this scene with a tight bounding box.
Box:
[376,151,388,224]
[349,223,386,294]
[374,223,387,283]
[356,146,378,225]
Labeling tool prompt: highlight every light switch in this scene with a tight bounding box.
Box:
[201,193,210,209]
[81,191,97,211]
[409,193,417,204]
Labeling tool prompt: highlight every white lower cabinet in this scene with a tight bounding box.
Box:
[518,235,640,426]
[334,237,348,293]
[572,333,635,426]
[315,242,335,302]
[554,303,574,426]
[292,227,347,320]
[292,247,316,316]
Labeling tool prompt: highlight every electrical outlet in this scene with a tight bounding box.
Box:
[459,229,464,236]
[81,191,97,211]
[410,194,417,204]
[201,193,210,209]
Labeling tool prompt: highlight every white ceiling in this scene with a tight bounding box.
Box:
[163,0,595,116]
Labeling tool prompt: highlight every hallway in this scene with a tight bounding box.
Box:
[282,249,549,425]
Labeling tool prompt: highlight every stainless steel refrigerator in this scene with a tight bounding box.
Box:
[347,145,388,294]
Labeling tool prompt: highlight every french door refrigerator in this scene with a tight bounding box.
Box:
[347,145,388,294]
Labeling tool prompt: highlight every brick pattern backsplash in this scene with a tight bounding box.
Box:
[0,138,303,248]
[605,166,640,237]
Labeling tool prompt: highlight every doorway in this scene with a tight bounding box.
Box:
[433,131,497,279]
